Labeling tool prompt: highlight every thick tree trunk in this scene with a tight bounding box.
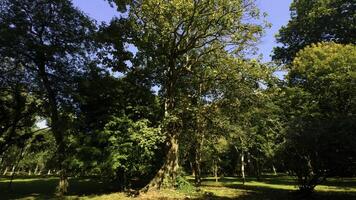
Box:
[38,62,68,195]
[144,134,179,190]
[143,60,180,191]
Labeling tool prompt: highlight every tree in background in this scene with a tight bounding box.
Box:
[280,43,356,193]
[0,0,95,194]
[72,66,163,189]
[0,67,38,158]
[273,0,356,63]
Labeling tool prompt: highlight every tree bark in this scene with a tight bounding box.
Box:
[190,161,195,176]
[143,61,180,191]
[256,160,261,181]
[144,134,179,190]
[213,160,218,182]
[272,165,277,175]
[38,61,68,195]
[8,146,25,191]
[34,164,39,175]
[3,167,8,176]
[194,147,202,186]
[10,165,15,176]
[194,106,203,187]
[241,152,245,184]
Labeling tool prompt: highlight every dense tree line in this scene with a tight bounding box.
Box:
[0,0,354,196]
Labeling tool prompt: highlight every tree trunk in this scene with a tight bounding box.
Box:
[9,146,25,191]
[58,171,69,194]
[144,134,179,190]
[190,161,195,176]
[241,152,245,184]
[3,167,8,176]
[272,165,277,175]
[194,113,203,187]
[38,61,68,195]
[143,62,181,191]
[10,165,15,176]
[213,160,218,182]
[194,147,202,186]
[34,164,39,175]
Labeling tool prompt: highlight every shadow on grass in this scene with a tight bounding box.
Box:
[0,176,120,200]
[223,182,356,200]
[0,176,355,200]
[321,178,356,188]
[196,175,356,200]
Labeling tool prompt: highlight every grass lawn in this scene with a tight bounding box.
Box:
[0,175,355,200]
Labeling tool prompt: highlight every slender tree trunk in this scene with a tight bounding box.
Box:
[3,167,8,176]
[241,152,245,185]
[272,165,277,175]
[256,160,261,181]
[10,165,15,176]
[194,106,203,187]
[34,164,39,175]
[8,146,25,191]
[190,161,195,176]
[213,160,218,183]
[194,147,202,186]
[37,167,42,175]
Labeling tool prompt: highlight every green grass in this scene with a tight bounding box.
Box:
[0,175,355,200]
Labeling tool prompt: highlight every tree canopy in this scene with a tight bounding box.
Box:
[273,0,356,63]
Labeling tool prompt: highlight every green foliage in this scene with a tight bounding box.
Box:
[280,43,356,193]
[175,175,195,193]
[89,116,164,185]
[274,0,356,63]
[0,0,354,196]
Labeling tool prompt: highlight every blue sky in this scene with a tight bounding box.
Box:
[73,0,292,62]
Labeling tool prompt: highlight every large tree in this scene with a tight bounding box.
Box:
[0,0,95,194]
[273,0,356,63]
[107,0,265,190]
[281,42,356,193]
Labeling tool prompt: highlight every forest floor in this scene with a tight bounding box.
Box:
[0,175,355,200]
